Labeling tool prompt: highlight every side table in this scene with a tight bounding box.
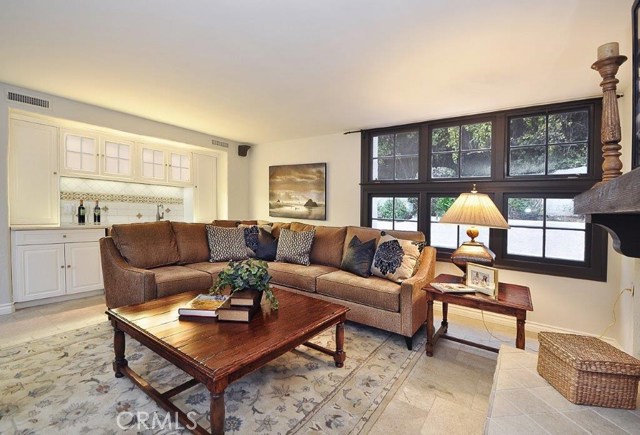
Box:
[424,273,533,356]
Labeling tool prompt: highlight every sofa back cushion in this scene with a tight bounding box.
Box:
[342,226,424,260]
[171,222,210,265]
[271,222,291,238]
[212,219,240,227]
[291,222,347,268]
[111,221,180,269]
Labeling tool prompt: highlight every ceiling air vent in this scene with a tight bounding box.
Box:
[211,139,229,148]
[7,91,50,109]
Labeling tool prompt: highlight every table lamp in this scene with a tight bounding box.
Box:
[438,184,509,274]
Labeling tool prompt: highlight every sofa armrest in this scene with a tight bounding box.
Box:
[100,237,157,309]
[399,246,437,336]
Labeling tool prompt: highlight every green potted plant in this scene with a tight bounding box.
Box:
[210,259,279,310]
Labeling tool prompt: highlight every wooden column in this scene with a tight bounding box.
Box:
[591,43,627,182]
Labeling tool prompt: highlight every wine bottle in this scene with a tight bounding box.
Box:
[93,200,101,224]
[78,200,86,225]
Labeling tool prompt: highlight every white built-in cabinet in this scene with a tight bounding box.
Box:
[192,153,217,222]
[9,119,60,225]
[61,130,99,174]
[11,229,104,302]
[139,145,192,185]
[101,137,133,178]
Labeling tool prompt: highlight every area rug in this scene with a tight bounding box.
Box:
[0,321,426,434]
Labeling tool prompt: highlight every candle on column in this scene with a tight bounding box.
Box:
[597,42,620,60]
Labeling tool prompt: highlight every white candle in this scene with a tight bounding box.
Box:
[598,42,619,60]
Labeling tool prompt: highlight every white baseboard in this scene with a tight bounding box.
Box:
[435,303,621,349]
[0,302,15,316]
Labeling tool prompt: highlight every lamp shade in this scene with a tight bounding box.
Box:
[439,187,509,229]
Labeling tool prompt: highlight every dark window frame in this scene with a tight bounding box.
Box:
[360,98,607,281]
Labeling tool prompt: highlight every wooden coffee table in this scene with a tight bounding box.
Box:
[106,287,349,434]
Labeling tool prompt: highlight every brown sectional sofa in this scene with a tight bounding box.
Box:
[100,220,437,349]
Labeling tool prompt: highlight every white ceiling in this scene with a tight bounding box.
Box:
[0,0,633,144]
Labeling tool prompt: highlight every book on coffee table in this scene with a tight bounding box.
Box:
[217,298,260,322]
[229,289,263,307]
[178,294,229,318]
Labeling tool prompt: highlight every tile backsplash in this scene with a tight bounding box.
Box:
[60,177,184,225]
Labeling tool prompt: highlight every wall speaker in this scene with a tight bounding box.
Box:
[238,144,251,157]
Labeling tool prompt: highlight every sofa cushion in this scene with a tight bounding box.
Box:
[271,222,291,238]
[342,226,425,260]
[206,225,249,262]
[151,265,212,298]
[171,222,210,265]
[340,235,376,277]
[185,261,229,282]
[212,219,240,227]
[317,270,401,312]
[371,234,420,283]
[111,221,180,269]
[268,262,337,293]
[276,229,315,266]
[291,222,347,268]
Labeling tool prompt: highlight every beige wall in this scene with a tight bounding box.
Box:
[0,82,249,310]
[248,117,637,355]
[248,133,361,226]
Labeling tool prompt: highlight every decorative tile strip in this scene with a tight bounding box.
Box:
[60,191,183,204]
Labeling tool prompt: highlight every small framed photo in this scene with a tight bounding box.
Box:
[466,263,498,298]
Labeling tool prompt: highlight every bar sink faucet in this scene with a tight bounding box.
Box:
[156,204,164,221]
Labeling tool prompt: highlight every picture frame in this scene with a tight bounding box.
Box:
[268,163,327,220]
[633,0,640,169]
[466,263,498,298]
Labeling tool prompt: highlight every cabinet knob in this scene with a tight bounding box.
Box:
[62,234,67,238]
[60,265,64,269]
[67,265,71,268]
[53,172,58,175]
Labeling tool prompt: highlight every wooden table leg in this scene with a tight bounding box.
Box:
[334,321,346,368]
[441,302,449,333]
[516,312,526,350]
[210,390,225,435]
[113,325,128,378]
[426,299,434,356]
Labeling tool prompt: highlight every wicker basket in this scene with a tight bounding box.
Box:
[537,332,640,409]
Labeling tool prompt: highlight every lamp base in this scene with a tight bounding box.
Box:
[450,241,495,275]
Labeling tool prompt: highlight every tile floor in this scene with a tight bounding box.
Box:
[0,294,540,434]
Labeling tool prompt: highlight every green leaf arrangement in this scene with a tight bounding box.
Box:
[210,258,279,310]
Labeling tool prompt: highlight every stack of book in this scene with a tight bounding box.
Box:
[217,289,263,322]
[178,294,229,318]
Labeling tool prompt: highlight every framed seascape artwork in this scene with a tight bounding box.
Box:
[634,0,640,168]
[466,263,498,298]
[269,163,327,220]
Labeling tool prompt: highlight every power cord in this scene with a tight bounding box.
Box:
[598,287,633,339]
[480,310,510,344]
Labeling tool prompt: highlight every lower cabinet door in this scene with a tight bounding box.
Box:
[65,241,104,294]
[13,244,66,302]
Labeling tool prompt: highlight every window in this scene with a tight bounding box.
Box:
[431,121,492,179]
[506,197,585,262]
[371,130,419,181]
[360,98,606,281]
[509,110,589,176]
[371,195,418,231]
